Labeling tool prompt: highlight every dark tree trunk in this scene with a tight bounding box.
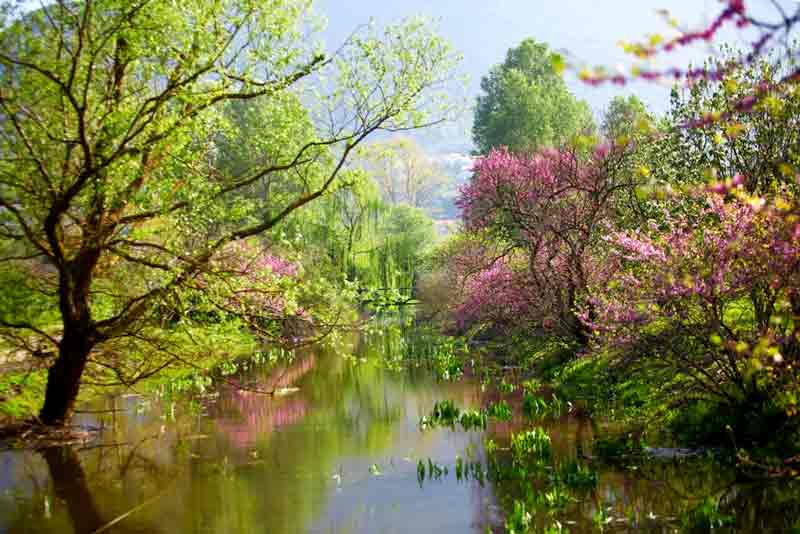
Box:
[39,259,98,426]
[565,281,590,345]
[39,329,94,425]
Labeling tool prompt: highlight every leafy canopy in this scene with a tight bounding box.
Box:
[472,38,594,154]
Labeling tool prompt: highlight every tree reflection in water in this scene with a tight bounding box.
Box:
[29,443,162,534]
[41,447,105,534]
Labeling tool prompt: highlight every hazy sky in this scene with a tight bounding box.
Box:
[314,0,777,116]
[17,0,790,147]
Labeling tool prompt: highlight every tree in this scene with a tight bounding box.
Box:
[456,145,637,342]
[0,1,458,425]
[589,191,800,443]
[472,39,594,155]
[662,51,800,195]
[355,137,451,209]
[601,95,651,141]
[568,1,800,449]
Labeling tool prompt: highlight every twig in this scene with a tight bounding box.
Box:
[91,488,166,534]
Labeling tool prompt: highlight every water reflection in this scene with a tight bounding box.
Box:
[0,332,496,534]
[1,326,799,533]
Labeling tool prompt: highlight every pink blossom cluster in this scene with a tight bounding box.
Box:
[213,240,306,320]
[453,147,627,339]
[588,194,800,353]
[459,147,604,233]
[225,240,298,279]
[453,259,533,332]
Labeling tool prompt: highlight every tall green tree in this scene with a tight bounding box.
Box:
[472,38,594,154]
[0,1,458,425]
[601,95,651,141]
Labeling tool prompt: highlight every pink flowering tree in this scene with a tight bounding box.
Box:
[455,145,637,342]
[164,238,320,347]
[452,255,534,333]
[589,189,800,416]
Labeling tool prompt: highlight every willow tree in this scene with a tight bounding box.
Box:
[0,1,458,425]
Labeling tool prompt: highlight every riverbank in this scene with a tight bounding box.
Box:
[459,333,800,481]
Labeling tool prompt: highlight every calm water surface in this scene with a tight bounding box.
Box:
[0,332,496,534]
[0,328,798,533]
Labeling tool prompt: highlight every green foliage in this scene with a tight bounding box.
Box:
[473,38,594,154]
[667,395,798,451]
[0,265,59,330]
[293,177,438,307]
[0,369,47,421]
[511,428,552,464]
[420,398,517,431]
[504,500,534,533]
[521,394,563,419]
[661,47,800,194]
[486,399,513,421]
[601,94,652,142]
[679,497,735,532]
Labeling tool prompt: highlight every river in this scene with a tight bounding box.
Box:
[0,324,798,533]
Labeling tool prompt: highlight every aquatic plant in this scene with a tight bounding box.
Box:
[486,400,514,421]
[511,428,552,465]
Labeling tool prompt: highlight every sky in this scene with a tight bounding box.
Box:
[314,0,784,122]
[17,0,792,149]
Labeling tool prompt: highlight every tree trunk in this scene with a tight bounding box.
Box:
[39,329,94,425]
[564,282,590,345]
[40,260,98,426]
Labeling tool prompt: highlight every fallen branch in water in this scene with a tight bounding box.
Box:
[91,486,169,534]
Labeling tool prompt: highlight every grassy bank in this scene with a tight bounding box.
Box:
[463,334,800,472]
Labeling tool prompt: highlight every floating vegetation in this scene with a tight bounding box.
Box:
[415,456,487,487]
[499,380,516,394]
[486,400,513,421]
[511,428,552,465]
[419,399,461,429]
[419,399,516,431]
[521,393,564,419]
[410,332,465,381]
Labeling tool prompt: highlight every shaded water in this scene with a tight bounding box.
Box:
[0,326,799,533]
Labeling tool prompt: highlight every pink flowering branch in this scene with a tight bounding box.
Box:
[588,190,800,403]
[577,1,798,85]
